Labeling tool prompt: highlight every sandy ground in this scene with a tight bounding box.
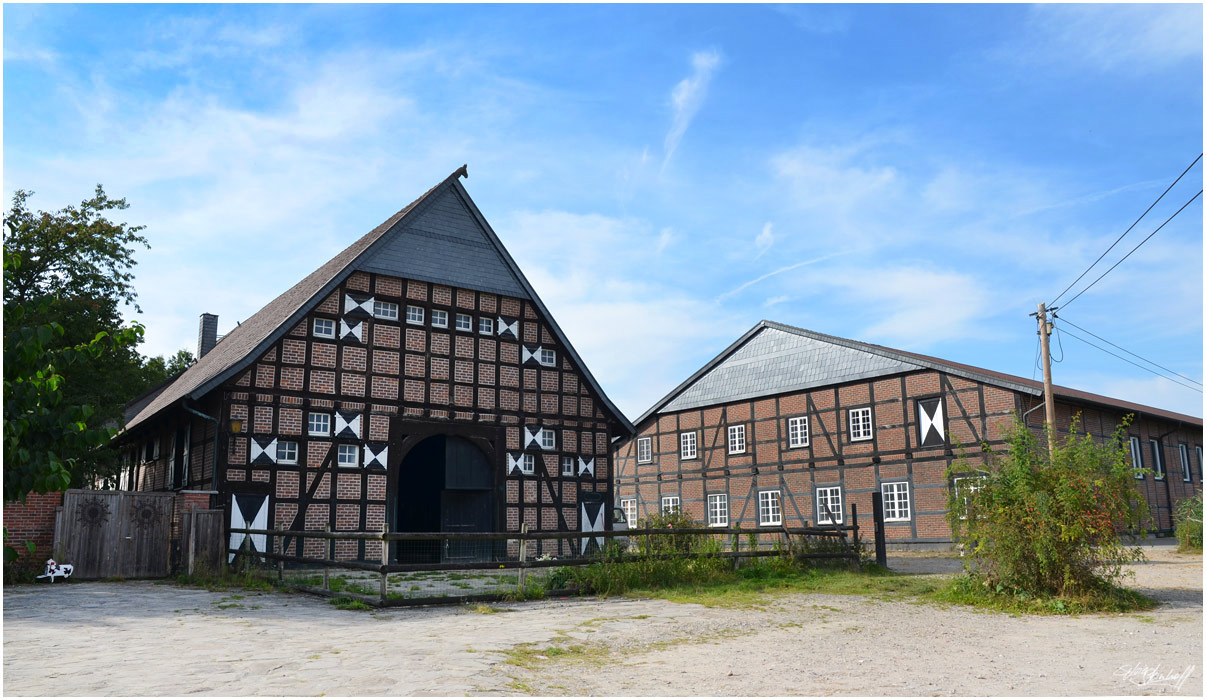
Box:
[3,547,1200,696]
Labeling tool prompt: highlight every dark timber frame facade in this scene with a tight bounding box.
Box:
[115,168,632,562]
[612,321,1202,544]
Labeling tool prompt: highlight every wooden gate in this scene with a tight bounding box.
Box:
[54,490,174,579]
[181,508,225,576]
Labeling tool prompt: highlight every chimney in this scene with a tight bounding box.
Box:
[198,313,219,358]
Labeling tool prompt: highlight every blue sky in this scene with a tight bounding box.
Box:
[5,3,1203,419]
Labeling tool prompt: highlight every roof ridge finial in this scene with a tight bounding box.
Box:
[454,164,468,180]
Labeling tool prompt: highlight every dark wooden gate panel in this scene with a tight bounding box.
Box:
[181,509,225,576]
[55,490,173,579]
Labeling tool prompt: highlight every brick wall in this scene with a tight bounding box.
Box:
[4,492,63,569]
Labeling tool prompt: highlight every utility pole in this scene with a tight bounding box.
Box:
[1036,302,1057,454]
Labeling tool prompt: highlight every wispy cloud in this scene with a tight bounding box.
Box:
[1020,4,1201,73]
[771,4,852,34]
[754,221,775,259]
[662,49,722,171]
[716,251,851,302]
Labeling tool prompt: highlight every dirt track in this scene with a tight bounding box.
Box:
[3,548,1200,696]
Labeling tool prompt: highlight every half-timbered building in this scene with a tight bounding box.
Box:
[116,167,633,562]
[612,321,1202,545]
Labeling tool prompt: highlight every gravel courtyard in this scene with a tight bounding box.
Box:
[3,547,1200,696]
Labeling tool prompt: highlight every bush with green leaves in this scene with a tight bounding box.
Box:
[1174,493,1202,552]
[946,416,1147,597]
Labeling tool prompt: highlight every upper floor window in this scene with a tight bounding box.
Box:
[520,454,536,475]
[456,313,473,332]
[405,305,424,325]
[787,416,809,448]
[849,407,873,441]
[337,444,359,468]
[539,348,556,367]
[680,432,697,460]
[1129,437,1143,479]
[313,318,336,338]
[478,317,494,335]
[728,425,746,454]
[540,429,556,450]
[1149,440,1165,480]
[374,301,399,321]
[636,437,653,464]
[308,413,331,437]
[561,456,575,476]
[276,441,299,465]
[431,309,448,328]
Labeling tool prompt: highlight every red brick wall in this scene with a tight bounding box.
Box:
[4,492,62,567]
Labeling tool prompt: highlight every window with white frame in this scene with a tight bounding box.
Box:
[313,318,336,338]
[521,454,536,475]
[455,313,473,332]
[848,407,873,441]
[816,486,843,525]
[1149,439,1165,479]
[431,309,448,328]
[308,413,331,436]
[728,425,746,454]
[405,305,424,324]
[1180,444,1192,482]
[952,476,984,520]
[1129,437,1144,479]
[337,444,359,468]
[759,490,783,526]
[680,432,697,460]
[788,416,809,448]
[374,301,399,321]
[708,493,729,527]
[478,317,494,335]
[276,441,299,465]
[561,456,575,476]
[539,348,556,367]
[540,429,556,450]
[636,436,653,464]
[661,495,680,514]
[881,482,911,522]
[620,499,638,528]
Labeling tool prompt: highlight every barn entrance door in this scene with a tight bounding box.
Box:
[55,489,173,579]
[396,435,495,563]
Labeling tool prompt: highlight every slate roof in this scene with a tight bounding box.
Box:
[639,320,1202,427]
[123,166,633,437]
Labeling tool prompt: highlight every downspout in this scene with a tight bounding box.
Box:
[182,400,220,493]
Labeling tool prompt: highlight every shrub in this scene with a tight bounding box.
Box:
[946,416,1147,597]
[1174,493,1203,552]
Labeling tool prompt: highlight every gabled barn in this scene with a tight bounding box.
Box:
[115,167,633,562]
[612,321,1202,544]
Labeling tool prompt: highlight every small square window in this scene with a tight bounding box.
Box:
[337,444,359,468]
[540,429,556,450]
[680,432,697,460]
[521,454,536,475]
[313,318,336,338]
[816,486,843,525]
[561,456,575,476]
[849,407,873,441]
[456,313,473,332]
[708,493,729,527]
[431,309,448,328]
[788,416,809,448]
[620,499,638,528]
[276,441,299,465]
[661,495,680,515]
[406,305,424,324]
[539,348,556,367]
[308,413,331,437]
[636,437,653,464]
[479,317,494,335]
[758,490,782,526]
[374,301,399,321]
[882,482,911,522]
[728,425,746,454]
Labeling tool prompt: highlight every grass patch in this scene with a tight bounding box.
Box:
[329,596,373,611]
[175,568,278,593]
[931,574,1159,615]
[465,603,510,614]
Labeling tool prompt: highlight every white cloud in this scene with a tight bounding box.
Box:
[1023,4,1201,73]
[754,222,775,259]
[716,251,851,303]
[770,4,851,34]
[1075,375,1203,419]
[662,49,722,171]
[655,227,680,254]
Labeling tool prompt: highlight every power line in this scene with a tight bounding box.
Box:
[1054,314,1202,387]
[1057,326,1203,394]
[1059,189,1203,310]
[1050,153,1202,307]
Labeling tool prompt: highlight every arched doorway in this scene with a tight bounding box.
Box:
[395,435,495,563]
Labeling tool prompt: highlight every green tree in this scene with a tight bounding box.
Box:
[140,349,196,389]
[946,416,1147,597]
